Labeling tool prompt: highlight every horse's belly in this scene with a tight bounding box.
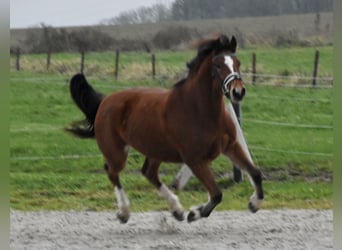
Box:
[130,138,182,162]
[123,118,182,162]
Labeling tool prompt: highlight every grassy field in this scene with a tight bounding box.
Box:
[10,47,333,212]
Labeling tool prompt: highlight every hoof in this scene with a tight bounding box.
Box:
[172,210,184,221]
[248,192,263,213]
[248,201,259,213]
[187,206,202,223]
[187,210,197,223]
[117,211,129,224]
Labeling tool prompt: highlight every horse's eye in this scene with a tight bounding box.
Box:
[215,64,221,70]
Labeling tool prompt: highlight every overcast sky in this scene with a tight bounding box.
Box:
[10,0,174,28]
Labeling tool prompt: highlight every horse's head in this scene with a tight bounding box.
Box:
[212,35,245,103]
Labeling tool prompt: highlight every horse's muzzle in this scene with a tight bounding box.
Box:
[232,86,246,101]
[222,73,245,101]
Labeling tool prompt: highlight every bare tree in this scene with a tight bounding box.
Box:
[105,3,171,25]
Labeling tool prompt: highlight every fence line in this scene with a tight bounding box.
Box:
[10,127,61,133]
[249,146,333,157]
[11,49,333,85]
[11,154,103,161]
[241,72,333,82]
[11,151,141,161]
[10,77,332,103]
[11,72,333,82]
[10,116,333,134]
[242,118,333,129]
[11,145,332,162]
[244,82,333,89]
[10,75,334,89]
[245,94,332,103]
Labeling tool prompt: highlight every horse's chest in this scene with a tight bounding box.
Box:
[182,136,222,163]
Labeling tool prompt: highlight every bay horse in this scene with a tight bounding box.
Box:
[66,34,264,223]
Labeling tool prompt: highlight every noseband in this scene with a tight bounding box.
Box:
[212,54,242,98]
[222,72,242,96]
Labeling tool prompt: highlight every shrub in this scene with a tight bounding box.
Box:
[152,25,199,50]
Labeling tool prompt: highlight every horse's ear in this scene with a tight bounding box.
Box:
[214,35,229,53]
[230,36,237,52]
[219,35,230,46]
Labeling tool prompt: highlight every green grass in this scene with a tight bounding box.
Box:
[10,172,332,211]
[10,47,333,211]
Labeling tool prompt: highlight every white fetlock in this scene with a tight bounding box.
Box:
[187,206,202,222]
[248,191,263,213]
[159,184,184,221]
[115,187,130,223]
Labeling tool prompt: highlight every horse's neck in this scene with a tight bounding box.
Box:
[181,56,225,119]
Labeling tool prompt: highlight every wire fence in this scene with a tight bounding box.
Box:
[11,145,333,162]
[10,74,333,89]
[10,48,333,87]
[9,116,333,134]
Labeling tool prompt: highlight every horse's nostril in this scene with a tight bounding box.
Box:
[241,88,246,98]
[232,88,245,100]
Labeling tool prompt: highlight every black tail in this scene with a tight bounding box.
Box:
[65,73,105,138]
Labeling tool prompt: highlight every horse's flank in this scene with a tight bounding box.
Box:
[96,87,184,162]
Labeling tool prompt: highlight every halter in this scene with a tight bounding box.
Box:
[212,53,242,98]
[222,72,242,96]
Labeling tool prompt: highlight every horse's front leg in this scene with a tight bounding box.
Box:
[187,163,222,222]
[224,141,264,212]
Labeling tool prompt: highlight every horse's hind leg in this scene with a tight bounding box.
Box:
[225,142,264,212]
[141,158,184,221]
[102,144,130,223]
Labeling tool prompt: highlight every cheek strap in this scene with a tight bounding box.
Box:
[222,72,242,95]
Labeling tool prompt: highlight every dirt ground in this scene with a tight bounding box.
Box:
[10,209,332,250]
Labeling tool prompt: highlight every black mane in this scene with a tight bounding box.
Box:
[187,34,232,73]
[174,34,235,87]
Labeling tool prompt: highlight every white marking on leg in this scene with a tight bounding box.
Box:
[246,173,263,211]
[249,191,263,210]
[189,206,201,220]
[173,164,193,190]
[189,195,211,221]
[159,184,183,213]
[114,187,130,219]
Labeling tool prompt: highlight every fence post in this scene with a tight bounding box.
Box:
[152,53,156,79]
[252,52,256,84]
[80,50,85,74]
[15,47,20,71]
[232,102,243,183]
[114,49,120,80]
[46,49,51,70]
[312,50,319,87]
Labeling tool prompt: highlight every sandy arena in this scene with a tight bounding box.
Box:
[10,209,332,249]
